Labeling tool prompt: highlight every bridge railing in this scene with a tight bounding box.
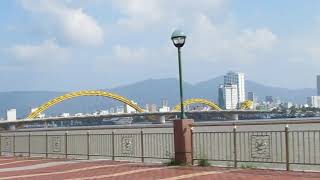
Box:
[191,120,320,170]
[0,126,174,162]
[2,119,320,171]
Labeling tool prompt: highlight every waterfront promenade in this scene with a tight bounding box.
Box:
[0,157,319,179]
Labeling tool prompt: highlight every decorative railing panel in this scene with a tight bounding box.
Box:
[0,130,174,162]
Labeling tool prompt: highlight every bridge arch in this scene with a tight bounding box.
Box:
[173,98,222,111]
[27,90,144,119]
[240,100,254,110]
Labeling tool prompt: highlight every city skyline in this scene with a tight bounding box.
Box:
[0,1,320,91]
[2,1,320,177]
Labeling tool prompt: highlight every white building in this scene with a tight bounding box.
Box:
[116,106,125,114]
[317,75,320,96]
[109,107,115,114]
[159,106,170,112]
[123,101,138,113]
[220,84,238,110]
[282,102,293,109]
[224,72,245,106]
[124,104,137,113]
[75,113,84,117]
[6,109,17,121]
[307,96,320,108]
[99,110,109,115]
[60,113,70,117]
[145,104,157,112]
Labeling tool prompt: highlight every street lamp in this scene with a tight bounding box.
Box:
[171,30,187,119]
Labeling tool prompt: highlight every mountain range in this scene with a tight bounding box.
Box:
[0,76,315,119]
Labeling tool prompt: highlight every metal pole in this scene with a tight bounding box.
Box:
[65,132,68,159]
[177,47,186,119]
[13,134,15,157]
[87,131,90,160]
[45,133,48,159]
[191,127,194,165]
[233,126,237,168]
[112,131,115,161]
[0,134,2,156]
[28,133,31,157]
[285,125,290,171]
[140,130,144,163]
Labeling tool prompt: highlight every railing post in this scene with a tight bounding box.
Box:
[45,133,48,159]
[13,134,15,157]
[140,130,144,163]
[285,125,290,171]
[191,127,194,165]
[233,126,237,168]
[28,133,31,157]
[65,132,68,159]
[87,131,90,160]
[112,131,115,161]
[173,119,193,165]
[0,134,2,156]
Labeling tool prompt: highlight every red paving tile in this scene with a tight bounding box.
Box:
[109,166,229,180]
[0,160,126,177]
[0,157,320,180]
[0,158,24,163]
[18,164,159,180]
[0,159,53,168]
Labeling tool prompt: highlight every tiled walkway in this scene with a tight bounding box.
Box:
[0,157,319,179]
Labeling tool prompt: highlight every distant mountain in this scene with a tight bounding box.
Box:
[0,77,316,118]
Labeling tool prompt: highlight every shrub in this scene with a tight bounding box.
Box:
[164,158,185,166]
[198,158,211,166]
[240,163,256,169]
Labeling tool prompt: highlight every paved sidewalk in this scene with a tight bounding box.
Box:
[0,157,319,179]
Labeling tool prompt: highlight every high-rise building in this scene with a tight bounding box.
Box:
[161,99,168,107]
[218,85,225,108]
[317,75,320,96]
[145,104,157,112]
[247,92,255,101]
[307,96,320,108]
[265,96,273,103]
[159,99,170,112]
[224,72,245,105]
[6,109,16,121]
[219,84,238,110]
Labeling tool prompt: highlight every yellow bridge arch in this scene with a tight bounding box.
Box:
[173,98,222,111]
[27,90,144,119]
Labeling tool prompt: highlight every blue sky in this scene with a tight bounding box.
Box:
[1,0,320,91]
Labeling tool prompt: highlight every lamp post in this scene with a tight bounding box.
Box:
[171,30,187,119]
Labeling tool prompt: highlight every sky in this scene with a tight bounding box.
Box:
[1,0,320,91]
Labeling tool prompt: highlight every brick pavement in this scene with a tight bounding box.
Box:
[0,157,319,180]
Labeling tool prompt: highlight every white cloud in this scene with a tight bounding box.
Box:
[188,14,277,62]
[20,0,104,46]
[306,47,320,61]
[9,39,70,64]
[113,0,226,30]
[115,0,164,30]
[111,1,277,63]
[237,28,277,51]
[113,45,146,61]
